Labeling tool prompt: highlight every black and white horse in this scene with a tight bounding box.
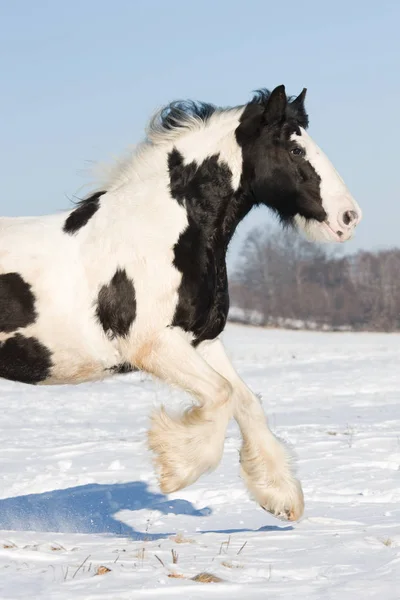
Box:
[0,85,361,520]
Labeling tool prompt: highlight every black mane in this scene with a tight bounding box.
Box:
[158,100,219,132]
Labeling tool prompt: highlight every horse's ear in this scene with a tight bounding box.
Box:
[263,84,287,124]
[289,88,308,128]
[291,88,307,108]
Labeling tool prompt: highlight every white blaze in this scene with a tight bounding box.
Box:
[291,128,362,243]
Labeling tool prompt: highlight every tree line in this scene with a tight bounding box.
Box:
[230,225,400,331]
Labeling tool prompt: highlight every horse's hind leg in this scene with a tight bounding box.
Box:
[197,338,304,521]
[132,328,233,493]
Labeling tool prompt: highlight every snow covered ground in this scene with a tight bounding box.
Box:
[0,324,399,599]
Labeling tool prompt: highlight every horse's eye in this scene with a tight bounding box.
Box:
[290,146,305,157]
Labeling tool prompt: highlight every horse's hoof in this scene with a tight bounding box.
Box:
[261,505,301,522]
[258,479,304,522]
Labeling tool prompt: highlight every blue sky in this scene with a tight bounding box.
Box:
[1,0,399,266]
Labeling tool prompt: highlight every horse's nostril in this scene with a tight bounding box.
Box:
[342,210,358,226]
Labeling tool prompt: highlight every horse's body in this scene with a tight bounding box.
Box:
[0,86,361,520]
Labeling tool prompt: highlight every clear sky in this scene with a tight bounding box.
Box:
[1,0,399,267]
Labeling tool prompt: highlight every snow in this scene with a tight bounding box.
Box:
[1,324,399,599]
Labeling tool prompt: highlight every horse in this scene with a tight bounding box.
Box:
[0,85,361,521]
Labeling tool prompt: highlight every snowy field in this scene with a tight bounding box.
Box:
[0,324,399,599]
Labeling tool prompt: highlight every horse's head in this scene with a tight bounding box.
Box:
[236,85,361,243]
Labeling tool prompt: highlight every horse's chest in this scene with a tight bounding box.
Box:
[172,248,229,345]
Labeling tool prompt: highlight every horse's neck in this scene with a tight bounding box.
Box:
[102,114,253,250]
[220,190,254,248]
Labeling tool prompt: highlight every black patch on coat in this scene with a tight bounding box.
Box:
[63,191,106,235]
[0,334,52,384]
[96,269,136,338]
[109,362,138,375]
[0,273,37,332]
[168,150,249,345]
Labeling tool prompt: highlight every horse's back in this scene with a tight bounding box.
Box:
[0,213,67,266]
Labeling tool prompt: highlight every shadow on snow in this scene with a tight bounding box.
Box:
[0,481,294,538]
[0,481,211,540]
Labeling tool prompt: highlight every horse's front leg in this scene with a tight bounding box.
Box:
[129,328,234,494]
[197,338,304,521]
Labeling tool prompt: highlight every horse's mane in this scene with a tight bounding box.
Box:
[147,100,225,144]
[146,88,308,144]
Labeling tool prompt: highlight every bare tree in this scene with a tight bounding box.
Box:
[230,225,400,332]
